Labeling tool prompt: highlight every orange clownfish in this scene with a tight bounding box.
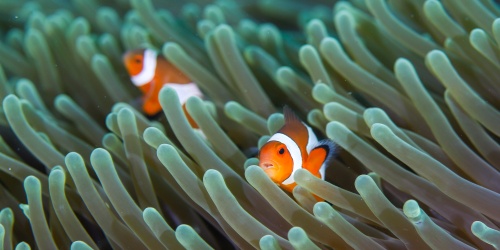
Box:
[122,48,203,127]
[258,107,337,193]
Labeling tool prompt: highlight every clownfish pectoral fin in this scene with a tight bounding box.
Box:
[304,139,338,179]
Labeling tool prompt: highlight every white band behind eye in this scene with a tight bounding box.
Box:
[131,49,157,86]
[268,133,302,185]
[305,124,318,153]
[305,124,325,179]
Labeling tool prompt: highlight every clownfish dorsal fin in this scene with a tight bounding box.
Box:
[280,106,307,137]
[283,105,302,126]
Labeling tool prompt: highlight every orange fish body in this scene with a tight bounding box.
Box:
[122,48,202,127]
[258,107,336,194]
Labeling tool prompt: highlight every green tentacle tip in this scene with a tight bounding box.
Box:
[157,143,175,156]
[204,5,225,24]
[260,235,281,250]
[3,94,18,109]
[258,24,282,49]
[203,168,221,183]
[143,127,167,149]
[49,166,65,178]
[245,165,261,178]
[175,224,214,249]
[291,168,304,182]
[425,49,447,65]
[313,202,335,219]
[54,94,71,109]
[238,19,257,31]
[15,242,31,250]
[15,78,33,93]
[299,45,319,62]
[471,221,500,247]
[275,66,294,83]
[363,107,386,125]
[224,101,242,118]
[162,42,182,55]
[105,113,115,128]
[319,37,340,54]
[25,29,44,52]
[354,174,373,189]
[370,123,391,138]
[244,159,259,170]
[27,10,45,24]
[312,83,333,99]
[19,204,30,220]
[37,132,52,145]
[159,86,180,105]
[214,24,234,41]
[91,54,110,69]
[175,224,195,239]
[117,108,136,129]
[24,175,41,190]
[267,113,284,134]
[97,7,121,26]
[0,207,14,223]
[494,18,500,40]
[306,18,326,34]
[68,17,90,37]
[51,165,64,172]
[394,57,413,72]
[472,221,487,235]
[198,19,215,37]
[142,207,169,233]
[70,241,94,250]
[90,148,112,167]
[335,9,354,23]
[403,199,421,219]
[65,152,83,167]
[288,227,318,249]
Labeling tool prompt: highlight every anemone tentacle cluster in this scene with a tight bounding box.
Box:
[0,0,498,249]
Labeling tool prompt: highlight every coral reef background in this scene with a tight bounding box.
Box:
[0,0,499,249]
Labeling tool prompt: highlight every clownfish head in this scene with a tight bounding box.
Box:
[122,48,158,87]
[123,49,145,76]
[258,140,295,184]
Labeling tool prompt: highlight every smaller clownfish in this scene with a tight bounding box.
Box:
[122,48,203,127]
[258,107,337,193]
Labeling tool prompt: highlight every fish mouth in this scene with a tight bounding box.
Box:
[260,161,274,169]
[258,160,280,183]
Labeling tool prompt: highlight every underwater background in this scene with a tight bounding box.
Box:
[0,0,499,249]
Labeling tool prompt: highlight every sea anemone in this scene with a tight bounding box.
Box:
[0,0,498,249]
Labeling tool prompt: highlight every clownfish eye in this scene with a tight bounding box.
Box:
[278,148,285,155]
[134,57,142,64]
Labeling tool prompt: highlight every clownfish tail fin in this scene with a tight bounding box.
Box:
[283,105,301,124]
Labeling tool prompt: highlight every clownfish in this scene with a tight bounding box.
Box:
[258,107,337,193]
[122,48,203,127]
